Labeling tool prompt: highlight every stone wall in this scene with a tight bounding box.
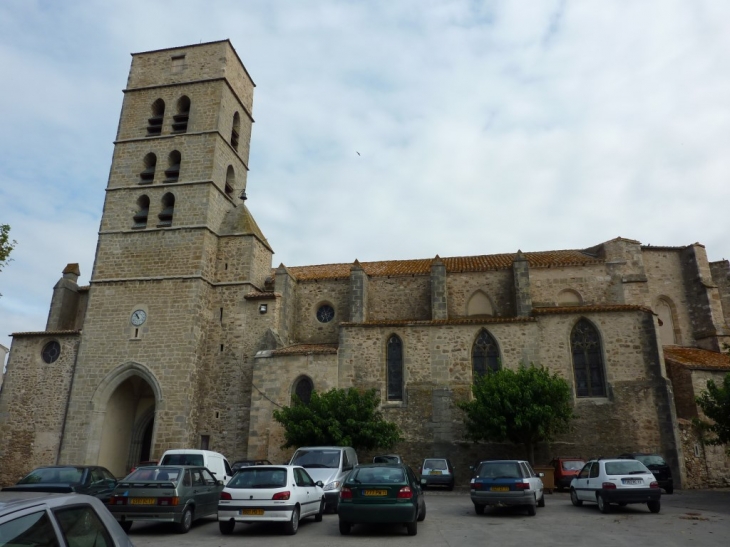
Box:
[293,279,350,344]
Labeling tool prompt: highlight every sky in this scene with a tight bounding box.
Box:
[1,0,730,355]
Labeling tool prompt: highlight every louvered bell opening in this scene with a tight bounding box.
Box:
[164,163,180,182]
[172,113,189,133]
[139,167,155,183]
[231,129,239,148]
[132,209,149,228]
[158,206,173,226]
[147,116,163,136]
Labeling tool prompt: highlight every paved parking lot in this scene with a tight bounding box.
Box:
[129,489,730,547]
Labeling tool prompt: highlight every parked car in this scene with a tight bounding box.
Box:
[617,453,674,494]
[550,457,586,491]
[420,458,455,490]
[3,465,118,504]
[570,459,661,513]
[288,446,358,512]
[373,454,402,464]
[107,465,224,533]
[218,465,324,535]
[130,460,159,474]
[0,491,134,546]
[338,463,425,536]
[231,459,272,473]
[159,449,234,485]
[470,460,545,516]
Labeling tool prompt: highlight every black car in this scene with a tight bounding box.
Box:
[617,453,673,494]
[231,459,272,473]
[2,465,119,503]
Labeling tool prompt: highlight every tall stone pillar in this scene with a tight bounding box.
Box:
[274,263,296,345]
[349,260,368,323]
[512,251,532,317]
[431,256,447,320]
[46,263,81,330]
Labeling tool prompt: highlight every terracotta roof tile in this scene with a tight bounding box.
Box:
[282,249,603,281]
[271,344,338,356]
[533,305,651,315]
[341,317,536,328]
[663,346,730,371]
[11,330,81,337]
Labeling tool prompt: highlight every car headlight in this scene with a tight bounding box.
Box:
[323,481,341,491]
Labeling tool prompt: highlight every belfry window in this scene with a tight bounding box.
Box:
[139,153,156,184]
[147,99,165,136]
[571,319,607,397]
[231,112,240,150]
[172,96,190,133]
[472,329,500,378]
[293,377,314,405]
[158,193,175,227]
[386,335,404,401]
[225,166,235,198]
[164,151,181,182]
[133,195,150,228]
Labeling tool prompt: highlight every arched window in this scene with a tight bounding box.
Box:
[147,99,165,136]
[293,377,313,405]
[225,166,235,198]
[472,329,500,378]
[387,335,404,401]
[164,151,181,182]
[133,195,150,228]
[172,96,190,133]
[231,112,240,150]
[158,193,175,227]
[139,153,157,184]
[571,319,606,397]
[656,297,678,345]
[557,289,582,306]
[467,290,494,316]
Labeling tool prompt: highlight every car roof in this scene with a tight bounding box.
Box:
[161,449,224,456]
[0,492,99,516]
[294,446,348,450]
[476,459,528,464]
[356,463,404,469]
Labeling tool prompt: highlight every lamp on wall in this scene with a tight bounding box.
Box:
[259,304,267,314]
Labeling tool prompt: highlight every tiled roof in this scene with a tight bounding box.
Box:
[533,305,651,315]
[271,344,338,356]
[341,317,536,327]
[281,249,603,281]
[244,292,279,300]
[11,330,81,337]
[663,346,730,371]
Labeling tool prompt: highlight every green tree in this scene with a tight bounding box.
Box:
[0,224,17,298]
[457,364,574,463]
[273,387,402,451]
[695,373,730,448]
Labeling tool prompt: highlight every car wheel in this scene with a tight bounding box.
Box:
[537,493,545,508]
[219,520,235,535]
[314,498,325,522]
[417,500,426,522]
[665,486,674,495]
[175,507,193,534]
[406,520,418,536]
[597,494,611,514]
[339,520,351,535]
[284,506,299,535]
[570,489,583,507]
[648,500,661,514]
[526,504,536,516]
[474,503,485,515]
[120,521,133,533]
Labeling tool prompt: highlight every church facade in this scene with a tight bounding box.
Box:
[1,40,729,488]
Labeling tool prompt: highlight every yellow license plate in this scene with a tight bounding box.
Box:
[130,498,156,505]
[363,490,388,496]
[490,486,509,492]
[241,509,264,516]
[430,470,442,475]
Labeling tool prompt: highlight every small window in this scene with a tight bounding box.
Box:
[164,151,181,182]
[231,112,240,150]
[200,435,210,450]
[387,335,404,401]
[147,99,165,136]
[316,304,335,323]
[133,195,150,228]
[225,166,235,198]
[158,193,175,227]
[172,96,190,133]
[294,377,314,405]
[41,341,61,364]
[171,55,186,74]
[139,153,156,184]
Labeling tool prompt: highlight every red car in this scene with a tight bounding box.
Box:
[551,457,585,491]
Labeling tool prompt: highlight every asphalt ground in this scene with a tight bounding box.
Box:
[128,488,730,547]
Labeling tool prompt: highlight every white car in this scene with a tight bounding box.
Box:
[570,459,661,513]
[218,465,325,535]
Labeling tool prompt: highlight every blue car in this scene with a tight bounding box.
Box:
[470,460,545,516]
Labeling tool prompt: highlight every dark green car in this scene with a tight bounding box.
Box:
[337,463,425,536]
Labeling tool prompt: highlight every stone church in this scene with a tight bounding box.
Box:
[1,40,729,488]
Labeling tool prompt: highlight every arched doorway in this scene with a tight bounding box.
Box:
[97,376,156,477]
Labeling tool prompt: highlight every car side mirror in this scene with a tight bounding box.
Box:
[316,481,324,488]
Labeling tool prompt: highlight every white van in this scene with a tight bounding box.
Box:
[288,446,358,512]
[159,449,234,485]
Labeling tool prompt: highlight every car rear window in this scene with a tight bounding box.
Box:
[161,454,204,466]
[423,459,447,470]
[352,467,405,484]
[290,449,341,469]
[373,456,400,464]
[476,462,523,479]
[561,460,585,471]
[634,455,666,467]
[604,461,649,476]
[126,467,181,482]
[18,467,84,485]
[228,468,288,488]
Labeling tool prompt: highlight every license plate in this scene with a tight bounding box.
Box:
[130,498,155,505]
[622,479,643,485]
[430,470,442,475]
[363,490,388,496]
[490,486,509,492]
[241,509,264,516]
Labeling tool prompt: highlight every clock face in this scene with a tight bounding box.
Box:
[131,309,147,326]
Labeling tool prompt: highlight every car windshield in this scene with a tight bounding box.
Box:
[18,467,84,485]
[126,467,181,482]
[160,454,204,466]
[351,467,405,484]
[290,450,341,469]
[605,461,650,475]
[634,455,666,467]
[228,468,288,488]
[477,462,522,479]
[423,459,447,470]
[561,460,585,471]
